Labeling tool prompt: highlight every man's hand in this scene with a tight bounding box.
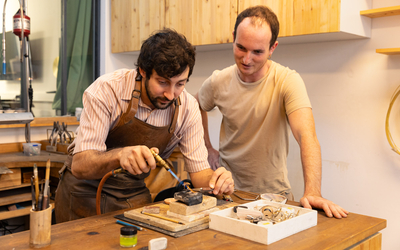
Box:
[208,167,234,195]
[207,147,220,170]
[119,146,158,175]
[300,195,349,218]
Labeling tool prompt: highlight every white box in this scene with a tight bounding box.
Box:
[209,200,317,245]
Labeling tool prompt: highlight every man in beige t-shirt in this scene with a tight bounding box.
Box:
[197,6,348,219]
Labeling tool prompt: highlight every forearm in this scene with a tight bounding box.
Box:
[300,136,322,197]
[189,169,214,188]
[71,149,122,179]
[288,108,322,197]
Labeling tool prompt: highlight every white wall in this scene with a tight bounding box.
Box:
[0,0,60,117]
[101,1,399,249]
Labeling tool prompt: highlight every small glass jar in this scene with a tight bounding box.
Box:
[120,226,137,248]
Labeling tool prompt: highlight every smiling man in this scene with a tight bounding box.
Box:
[196,6,348,219]
[55,29,234,223]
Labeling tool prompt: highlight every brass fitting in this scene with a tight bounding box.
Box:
[150,149,171,171]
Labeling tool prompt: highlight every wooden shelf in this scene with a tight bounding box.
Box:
[376,48,400,55]
[0,202,54,220]
[0,192,31,207]
[0,116,79,129]
[0,205,32,220]
[0,180,45,192]
[361,6,400,55]
[360,5,400,18]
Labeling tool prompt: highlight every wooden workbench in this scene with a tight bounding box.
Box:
[0,195,386,249]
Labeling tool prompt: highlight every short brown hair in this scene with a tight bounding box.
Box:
[233,6,279,49]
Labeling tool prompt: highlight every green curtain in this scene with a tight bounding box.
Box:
[52,0,93,114]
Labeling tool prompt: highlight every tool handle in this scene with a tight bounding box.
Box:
[42,195,48,210]
[45,159,51,180]
[33,165,39,205]
[150,149,170,170]
[31,176,36,210]
[42,179,50,209]
[37,193,43,211]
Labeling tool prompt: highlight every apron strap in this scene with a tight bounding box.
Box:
[124,79,141,119]
[168,97,181,133]
[109,79,141,133]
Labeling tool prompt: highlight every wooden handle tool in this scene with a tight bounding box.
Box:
[42,159,51,209]
[33,164,39,206]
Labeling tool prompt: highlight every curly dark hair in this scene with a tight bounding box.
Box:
[233,5,279,49]
[136,29,196,80]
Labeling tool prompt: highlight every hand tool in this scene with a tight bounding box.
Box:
[42,159,50,210]
[47,122,58,152]
[37,190,43,211]
[61,122,72,143]
[222,194,234,202]
[30,176,36,210]
[33,163,39,206]
[48,121,57,144]
[150,149,194,193]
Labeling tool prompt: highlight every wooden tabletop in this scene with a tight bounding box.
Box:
[0,195,386,250]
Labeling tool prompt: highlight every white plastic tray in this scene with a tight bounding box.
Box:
[209,200,317,245]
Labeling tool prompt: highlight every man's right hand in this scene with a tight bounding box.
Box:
[207,147,220,170]
[72,146,159,179]
[119,146,158,175]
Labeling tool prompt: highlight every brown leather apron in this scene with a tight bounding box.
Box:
[55,78,180,223]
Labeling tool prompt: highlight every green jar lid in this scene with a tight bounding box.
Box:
[120,226,137,236]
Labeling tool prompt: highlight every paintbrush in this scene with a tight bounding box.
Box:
[30,176,36,210]
[42,159,51,210]
[33,164,39,207]
[37,185,43,211]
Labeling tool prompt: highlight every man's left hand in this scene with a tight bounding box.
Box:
[208,167,234,195]
[300,195,349,218]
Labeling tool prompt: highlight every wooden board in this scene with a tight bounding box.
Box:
[124,201,237,234]
[115,214,209,238]
[169,195,217,215]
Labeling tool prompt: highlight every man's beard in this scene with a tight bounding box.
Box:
[145,78,174,109]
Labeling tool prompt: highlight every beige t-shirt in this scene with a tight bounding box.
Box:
[198,62,311,194]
